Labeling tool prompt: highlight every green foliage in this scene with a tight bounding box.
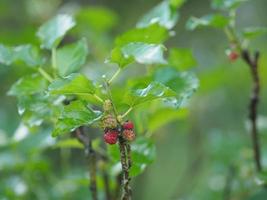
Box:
[37,14,76,49]
[109,42,167,68]
[8,74,48,96]
[153,67,199,108]
[168,48,197,70]
[56,38,89,77]
[0,1,200,199]
[242,27,267,39]
[148,108,188,132]
[125,81,177,106]
[170,0,187,8]
[121,43,166,65]
[108,136,156,177]
[137,0,179,29]
[76,6,118,32]
[108,24,169,68]
[115,24,169,46]
[130,137,156,176]
[0,44,42,67]
[48,73,96,96]
[54,138,84,149]
[211,0,249,10]
[52,100,102,137]
[186,14,229,30]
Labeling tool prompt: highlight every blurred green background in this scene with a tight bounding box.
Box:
[0,0,267,199]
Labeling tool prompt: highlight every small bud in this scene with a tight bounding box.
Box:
[117,115,123,123]
[122,129,135,142]
[103,99,112,112]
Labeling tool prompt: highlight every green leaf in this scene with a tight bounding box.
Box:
[8,74,48,96]
[16,94,59,127]
[52,100,102,137]
[242,27,267,39]
[54,138,84,149]
[108,47,133,68]
[130,137,156,177]
[0,45,12,65]
[0,44,42,67]
[56,38,89,77]
[148,108,188,132]
[125,81,176,106]
[121,43,167,65]
[211,0,248,10]
[37,14,76,49]
[153,67,199,108]
[76,6,118,32]
[48,73,96,96]
[170,0,186,8]
[109,43,167,68]
[186,14,229,30]
[168,48,197,70]
[115,24,169,47]
[108,137,156,177]
[137,0,179,29]
[108,24,168,68]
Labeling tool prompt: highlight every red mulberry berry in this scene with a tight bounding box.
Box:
[104,130,118,145]
[123,121,134,130]
[228,51,239,61]
[122,129,135,142]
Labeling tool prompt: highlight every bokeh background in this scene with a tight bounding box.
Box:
[0,0,267,199]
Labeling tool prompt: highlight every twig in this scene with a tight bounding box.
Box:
[118,135,132,200]
[126,143,132,168]
[103,81,132,199]
[108,68,121,85]
[241,50,262,172]
[121,107,133,119]
[38,67,53,83]
[75,127,98,200]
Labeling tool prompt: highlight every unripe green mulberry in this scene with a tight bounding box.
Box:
[103,99,112,112]
[101,114,117,129]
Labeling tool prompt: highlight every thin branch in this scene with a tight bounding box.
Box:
[121,107,133,119]
[38,67,53,83]
[104,81,132,200]
[241,50,262,172]
[118,135,132,200]
[93,94,104,103]
[75,128,98,200]
[108,68,121,85]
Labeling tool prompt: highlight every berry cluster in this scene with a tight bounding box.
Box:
[101,100,136,145]
[103,120,135,145]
